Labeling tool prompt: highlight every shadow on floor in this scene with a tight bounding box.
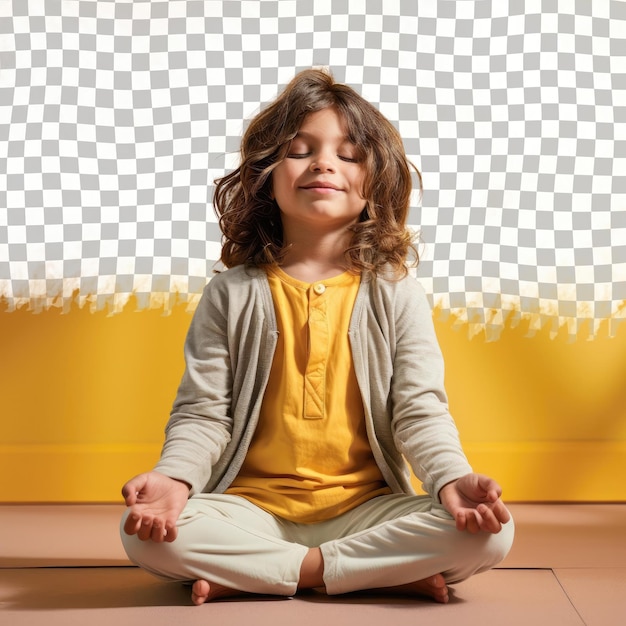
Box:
[2,568,191,609]
[1,566,459,611]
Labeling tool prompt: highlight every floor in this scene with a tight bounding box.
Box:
[1,503,625,626]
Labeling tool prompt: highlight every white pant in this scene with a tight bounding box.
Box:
[121,493,514,596]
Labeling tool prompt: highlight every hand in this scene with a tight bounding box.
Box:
[121,471,191,543]
[438,473,511,534]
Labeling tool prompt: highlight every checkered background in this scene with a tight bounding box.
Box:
[1,0,625,338]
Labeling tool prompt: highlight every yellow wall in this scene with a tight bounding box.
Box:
[437,313,626,501]
[1,301,625,502]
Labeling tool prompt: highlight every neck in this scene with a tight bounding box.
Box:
[280,225,352,282]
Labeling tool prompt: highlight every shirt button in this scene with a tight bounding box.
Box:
[313,283,326,295]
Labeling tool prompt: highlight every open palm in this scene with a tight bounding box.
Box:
[439,473,511,534]
[122,471,190,543]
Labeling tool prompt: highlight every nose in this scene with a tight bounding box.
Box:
[310,150,336,173]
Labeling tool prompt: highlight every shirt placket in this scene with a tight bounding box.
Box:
[304,283,328,420]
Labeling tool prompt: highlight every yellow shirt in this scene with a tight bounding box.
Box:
[226,267,390,522]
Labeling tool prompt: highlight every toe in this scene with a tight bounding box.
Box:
[191,580,210,605]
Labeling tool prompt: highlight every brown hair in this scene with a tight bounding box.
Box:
[213,68,421,276]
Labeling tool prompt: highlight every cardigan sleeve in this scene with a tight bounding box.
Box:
[389,278,473,499]
[153,278,233,495]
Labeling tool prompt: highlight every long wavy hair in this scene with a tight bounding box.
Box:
[213,68,421,277]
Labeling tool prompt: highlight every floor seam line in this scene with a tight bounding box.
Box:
[552,568,588,626]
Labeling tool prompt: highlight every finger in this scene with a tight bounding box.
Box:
[121,475,145,506]
[477,505,502,533]
[123,511,142,536]
[475,477,496,498]
[487,487,503,504]
[137,517,154,542]
[164,521,179,543]
[121,485,137,507]
[150,520,168,543]
[478,499,509,526]
[465,510,482,534]
[454,510,468,532]
[493,501,511,525]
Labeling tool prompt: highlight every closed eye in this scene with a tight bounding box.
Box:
[286,153,359,163]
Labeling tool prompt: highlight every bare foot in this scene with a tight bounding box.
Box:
[380,573,449,604]
[191,579,245,605]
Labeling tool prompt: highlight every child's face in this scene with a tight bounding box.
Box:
[272,107,366,232]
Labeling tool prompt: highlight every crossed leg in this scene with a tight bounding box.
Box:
[190,546,449,605]
[121,494,513,605]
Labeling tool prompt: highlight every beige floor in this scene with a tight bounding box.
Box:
[1,503,625,625]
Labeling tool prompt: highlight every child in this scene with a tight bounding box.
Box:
[121,68,514,605]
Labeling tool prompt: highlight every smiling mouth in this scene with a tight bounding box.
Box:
[301,183,342,191]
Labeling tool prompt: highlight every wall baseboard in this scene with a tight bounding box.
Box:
[460,441,626,501]
[0,444,161,502]
[1,441,625,502]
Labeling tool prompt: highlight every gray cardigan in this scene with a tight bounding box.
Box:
[155,264,472,501]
